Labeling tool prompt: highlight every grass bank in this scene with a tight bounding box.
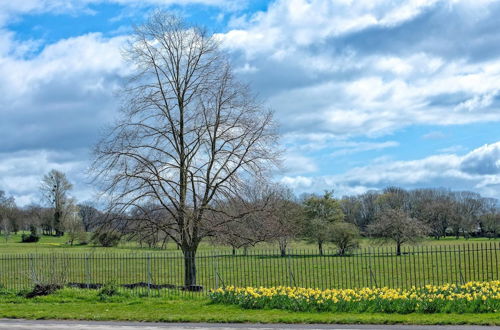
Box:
[0,288,498,325]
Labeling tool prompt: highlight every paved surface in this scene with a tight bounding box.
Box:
[0,320,497,330]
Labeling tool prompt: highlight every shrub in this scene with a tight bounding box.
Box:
[330,221,360,256]
[24,283,62,298]
[91,231,121,247]
[26,255,68,298]
[21,226,40,243]
[21,234,40,243]
[97,282,120,301]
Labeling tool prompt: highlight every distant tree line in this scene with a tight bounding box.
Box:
[91,184,499,257]
[1,176,498,256]
[0,170,103,245]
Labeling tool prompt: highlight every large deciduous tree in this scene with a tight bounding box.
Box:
[92,11,278,288]
[40,170,73,236]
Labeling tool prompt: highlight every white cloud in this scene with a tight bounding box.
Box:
[0,150,93,206]
[422,131,446,140]
[0,32,128,152]
[2,0,500,204]
[455,91,498,112]
[461,143,500,175]
[218,0,500,141]
[280,175,313,190]
[221,0,440,56]
[0,0,246,26]
[282,153,318,175]
[281,142,500,198]
[330,141,399,157]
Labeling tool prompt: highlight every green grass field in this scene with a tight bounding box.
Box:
[0,234,498,293]
[0,288,498,325]
[0,232,497,253]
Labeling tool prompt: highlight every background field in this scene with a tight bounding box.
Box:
[0,235,498,294]
[0,232,497,253]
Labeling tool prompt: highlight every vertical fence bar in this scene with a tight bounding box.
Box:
[495,242,499,281]
[147,254,152,293]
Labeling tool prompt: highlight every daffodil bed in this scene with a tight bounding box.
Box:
[209,281,500,314]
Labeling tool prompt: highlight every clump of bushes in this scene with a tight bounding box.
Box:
[24,283,62,298]
[91,230,121,247]
[21,225,40,243]
[97,282,120,300]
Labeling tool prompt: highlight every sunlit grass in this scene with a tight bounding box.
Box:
[0,287,498,325]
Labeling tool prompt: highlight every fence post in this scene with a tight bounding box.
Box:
[458,245,464,284]
[214,253,219,289]
[147,254,152,293]
[29,253,34,287]
[85,254,90,289]
[287,253,295,287]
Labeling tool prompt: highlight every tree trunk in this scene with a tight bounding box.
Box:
[396,242,401,256]
[318,240,323,256]
[183,249,197,288]
[161,236,168,249]
[232,247,236,256]
[279,238,287,257]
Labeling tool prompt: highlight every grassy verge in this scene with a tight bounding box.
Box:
[0,288,498,325]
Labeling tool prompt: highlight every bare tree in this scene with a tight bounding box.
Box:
[40,170,73,236]
[63,201,87,246]
[368,208,429,256]
[92,11,278,288]
[24,204,50,233]
[376,187,410,213]
[357,191,379,232]
[339,196,362,227]
[254,184,303,257]
[0,191,16,240]
[77,202,102,232]
[479,197,499,237]
[208,183,278,255]
[126,203,171,249]
[418,194,456,239]
[452,191,483,238]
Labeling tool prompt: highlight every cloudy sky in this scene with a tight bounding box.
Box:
[1,0,500,205]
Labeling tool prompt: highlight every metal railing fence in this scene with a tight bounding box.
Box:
[0,242,498,295]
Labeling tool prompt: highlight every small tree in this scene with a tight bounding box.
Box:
[211,185,279,255]
[302,191,344,255]
[0,191,16,241]
[261,185,303,257]
[481,212,500,238]
[368,208,429,255]
[63,203,86,246]
[330,221,360,256]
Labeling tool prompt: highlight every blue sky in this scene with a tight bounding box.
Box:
[1,0,500,205]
